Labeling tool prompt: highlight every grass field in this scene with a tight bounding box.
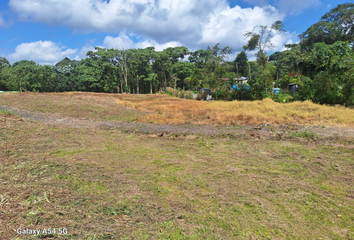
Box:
[1,92,354,239]
[1,92,354,127]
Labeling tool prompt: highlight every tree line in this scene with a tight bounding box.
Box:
[0,3,353,106]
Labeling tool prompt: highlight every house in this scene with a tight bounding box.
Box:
[219,77,248,84]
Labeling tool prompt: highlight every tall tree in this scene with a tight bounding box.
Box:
[0,57,11,69]
[162,46,189,63]
[12,60,36,68]
[299,3,354,50]
[152,51,172,90]
[234,51,248,77]
[116,48,130,92]
[243,21,286,92]
[308,41,354,105]
[144,72,158,94]
[128,48,152,94]
[171,61,195,89]
[4,60,37,92]
[0,57,11,90]
[188,49,213,68]
[84,47,118,92]
[203,43,232,88]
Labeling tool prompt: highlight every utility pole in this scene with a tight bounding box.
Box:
[248,62,251,81]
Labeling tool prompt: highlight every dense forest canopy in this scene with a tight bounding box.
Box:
[0,3,353,106]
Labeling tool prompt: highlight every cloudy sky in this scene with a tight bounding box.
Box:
[0,0,347,65]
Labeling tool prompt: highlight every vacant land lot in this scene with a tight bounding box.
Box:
[0,92,354,239]
[1,92,354,126]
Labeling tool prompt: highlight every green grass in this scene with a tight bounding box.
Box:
[0,111,354,239]
[0,109,14,115]
[290,130,317,139]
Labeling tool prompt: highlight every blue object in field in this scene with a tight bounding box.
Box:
[273,88,280,95]
[232,85,249,91]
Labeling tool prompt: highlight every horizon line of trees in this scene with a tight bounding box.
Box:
[0,3,353,106]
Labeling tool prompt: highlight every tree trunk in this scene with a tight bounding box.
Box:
[150,81,152,94]
[136,76,139,94]
[173,75,178,89]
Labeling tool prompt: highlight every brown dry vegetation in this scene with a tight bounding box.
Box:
[1,92,354,127]
[115,94,354,127]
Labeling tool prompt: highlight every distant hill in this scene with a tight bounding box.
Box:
[55,57,79,67]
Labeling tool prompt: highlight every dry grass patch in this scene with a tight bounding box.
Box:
[115,95,354,127]
[1,92,354,127]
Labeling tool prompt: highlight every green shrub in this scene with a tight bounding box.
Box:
[163,88,194,100]
[196,92,208,101]
[212,84,234,101]
[185,91,193,99]
[290,130,317,140]
[272,93,294,103]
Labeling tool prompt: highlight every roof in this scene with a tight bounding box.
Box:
[219,77,248,81]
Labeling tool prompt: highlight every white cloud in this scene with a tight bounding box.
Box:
[8,0,214,43]
[9,0,295,51]
[270,31,297,51]
[7,41,77,65]
[7,0,301,61]
[199,5,285,48]
[103,33,135,50]
[73,41,96,60]
[102,33,181,51]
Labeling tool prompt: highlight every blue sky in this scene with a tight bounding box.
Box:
[0,0,349,65]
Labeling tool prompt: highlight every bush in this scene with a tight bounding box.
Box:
[247,79,266,100]
[212,85,234,101]
[272,92,294,103]
[185,91,193,99]
[196,92,208,101]
[276,73,315,102]
[163,87,194,100]
[165,87,175,96]
[233,84,252,100]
